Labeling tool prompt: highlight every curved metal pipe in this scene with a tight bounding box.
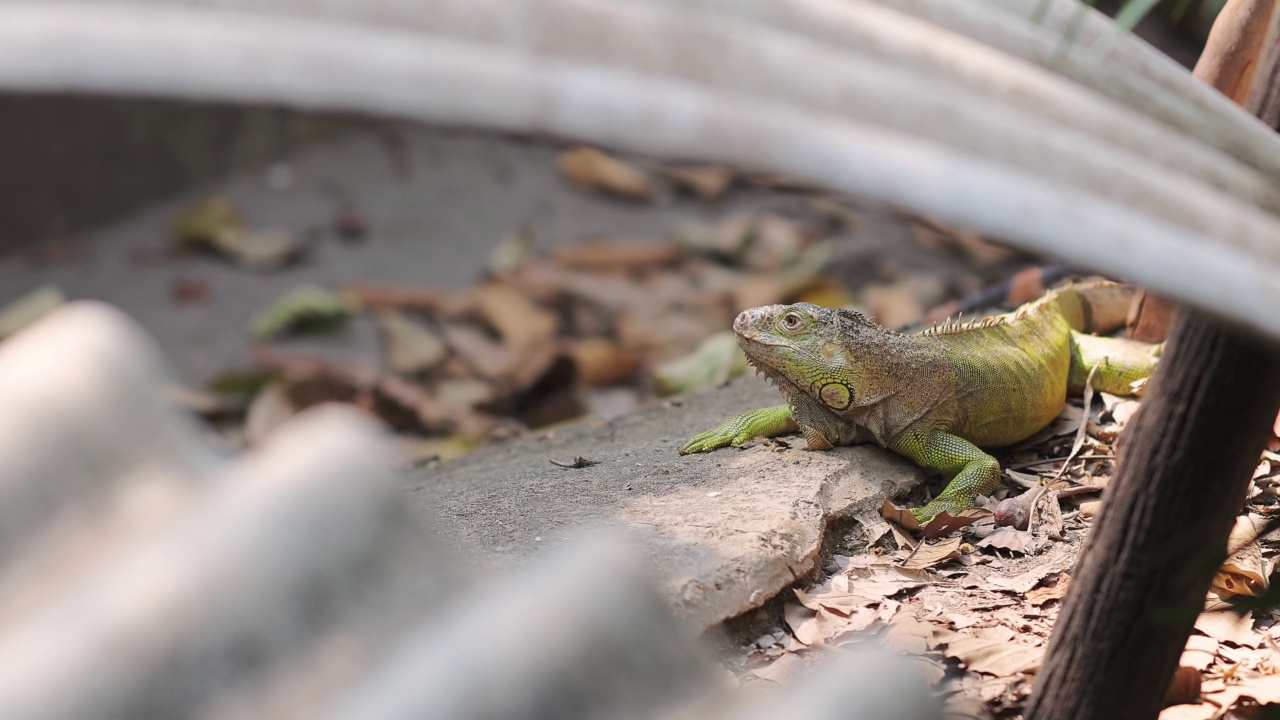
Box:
[3,2,1280,339]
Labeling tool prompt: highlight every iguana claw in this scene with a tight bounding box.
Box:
[678,426,746,454]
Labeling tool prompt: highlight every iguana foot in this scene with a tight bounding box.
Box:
[679,426,751,454]
[679,405,797,455]
[909,497,970,525]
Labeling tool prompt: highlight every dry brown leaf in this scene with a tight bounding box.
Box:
[217,229,308,270]
[552,238,683,270]
[975,625,1018,644]
[1194,609,1258,647]
[901,535,963,571]
[377,309,448,375]
[374,375,457,434]
[890,524,918,552]
[1020,404,1085,445]
[1157,704,1217,720]
[743,215,811,271]
[440,322,512,379]
[570,338,641,387]
[944,697,995,720]
[1255,459,1272,479]
[794,588,876,617]
[617,307,727,366]
[672,220,747,259]
[502,352,581,428]
[750,650,808,685]
[854,511,893,545]
[1109,398,1142,427]
[1180,635,1219,671]
[783,602,822,646]
[472,283,559,351]
[988,566,1058,595]
[172,197,308,270]
[659,165,735,201]
[1213,515,1268,598]
[817,609,880,645]
[784,597,878,647]
[557,147,651,199]
[1037,487,1065,539]
[906,655,948,686]
[881,500,921,532]
[922,508,992,539]
[1024,574,1071,606]
[843,572,930,600]
[882,615,953,654]
[976,526,1034,555]
[341,283,464,314]
[731,274,792,310]
[1203,673,1280,709]
[877,598,902,624]
[435,377,495,411]
[942,635,1044,676]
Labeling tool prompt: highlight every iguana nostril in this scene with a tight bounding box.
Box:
[733,310,751,333]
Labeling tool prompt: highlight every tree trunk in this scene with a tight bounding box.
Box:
[1028,6,1280,717]
[1026,310,1280,719]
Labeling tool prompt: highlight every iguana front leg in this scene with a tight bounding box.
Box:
[679,405,798,454]
[891,430,1002,523]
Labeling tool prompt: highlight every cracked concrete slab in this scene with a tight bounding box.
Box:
[412,376,927,629]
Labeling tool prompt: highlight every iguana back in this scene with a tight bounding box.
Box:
[924,289,1075,447]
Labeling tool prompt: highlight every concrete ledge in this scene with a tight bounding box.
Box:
[413,377,927,629]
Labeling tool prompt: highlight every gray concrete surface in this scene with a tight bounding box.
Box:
[414,375,927,629]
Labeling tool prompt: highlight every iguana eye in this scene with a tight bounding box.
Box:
[780,312,804,332]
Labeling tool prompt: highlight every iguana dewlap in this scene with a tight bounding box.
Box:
[679,282,1158,523]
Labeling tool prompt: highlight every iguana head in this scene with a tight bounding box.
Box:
[733,302,889,413]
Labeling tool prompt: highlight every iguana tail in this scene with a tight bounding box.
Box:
[1045,281,1137,335]
[1046,281,1159,395]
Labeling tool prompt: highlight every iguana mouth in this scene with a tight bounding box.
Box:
[737,335,789,349]
[733,309,792,349]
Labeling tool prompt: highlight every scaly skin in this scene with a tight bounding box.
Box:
[679,282,1159,523]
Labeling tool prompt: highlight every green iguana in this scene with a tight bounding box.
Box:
[679,282,1159,523]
